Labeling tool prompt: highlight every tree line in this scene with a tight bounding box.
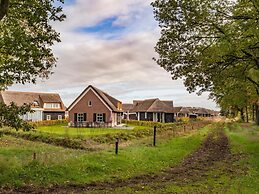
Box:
[152,0,259,124]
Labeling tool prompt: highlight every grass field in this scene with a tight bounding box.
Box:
[158,122,259,193]
[0,125,209,187]
[1,122,258,193]
[36,124,138,137]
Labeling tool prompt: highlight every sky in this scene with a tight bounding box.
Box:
[10,0,219,110]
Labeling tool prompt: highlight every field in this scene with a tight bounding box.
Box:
[36,124,137,137]
[0,122,259,193]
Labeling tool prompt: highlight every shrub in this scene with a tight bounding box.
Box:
[30,119,68,127]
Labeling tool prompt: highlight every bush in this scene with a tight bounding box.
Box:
[30,119,68,127]
[1,129,86,150]
[122,119,186,129]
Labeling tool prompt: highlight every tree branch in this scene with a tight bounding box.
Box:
[0,0,9,21]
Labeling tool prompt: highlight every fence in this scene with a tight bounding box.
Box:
[69,121,113,128]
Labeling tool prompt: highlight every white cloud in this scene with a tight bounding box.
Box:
[10,0,218,110]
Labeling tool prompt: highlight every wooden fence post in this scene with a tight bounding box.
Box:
[33,152,36,160]
[153,126,157,146]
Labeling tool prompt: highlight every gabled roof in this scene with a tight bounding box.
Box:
[132,98,174,113]
[122,103,134,112]
[67,85,122,112]
[194,107,210,114]
[0,90,65,111]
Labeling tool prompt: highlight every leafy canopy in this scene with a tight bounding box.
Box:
[0,0,66,90]
[0,102,33,131]
[151,0,259,94]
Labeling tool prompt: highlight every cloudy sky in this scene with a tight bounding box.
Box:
[11,0,218,110]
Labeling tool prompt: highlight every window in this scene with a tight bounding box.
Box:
[96,113,103,122]
[44,103,60,109]
[58,115,62,120]
[88,101,92,107]
[77,113,84,122]
[46,115,51,120]
[33,100,39,106]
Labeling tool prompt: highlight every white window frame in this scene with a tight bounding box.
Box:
[46,115,51,120]
[96,113,103,122]
[88,100,92,107]
[77,113,84,122]
[58,115,62,120]
[44,103,61,109]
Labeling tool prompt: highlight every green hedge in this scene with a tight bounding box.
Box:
[30,119,68,127]
[122,119,184,128]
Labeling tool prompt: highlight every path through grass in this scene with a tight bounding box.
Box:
[0,125,209,189]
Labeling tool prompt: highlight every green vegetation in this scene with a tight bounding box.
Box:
[0,125,209,187]
[151,0,259,124]
[160,123,259,193]
[36,125,134,137]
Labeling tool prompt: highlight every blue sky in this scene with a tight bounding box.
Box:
[10,0,218,110]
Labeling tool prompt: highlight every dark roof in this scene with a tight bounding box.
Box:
[67,85,122,112]
[0,90,65,111]
[132,98,174,113]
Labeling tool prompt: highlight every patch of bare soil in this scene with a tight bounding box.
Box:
[0,130,239,194]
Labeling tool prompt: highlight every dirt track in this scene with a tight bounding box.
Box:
[1,130,233,194]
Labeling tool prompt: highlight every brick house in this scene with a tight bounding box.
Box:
[67,85,123,127]
[0,91,66,121]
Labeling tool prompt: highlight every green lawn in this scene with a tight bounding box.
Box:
[35,124,148,138]
[0,125,209,187]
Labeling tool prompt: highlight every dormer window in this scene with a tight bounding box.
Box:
[44,103,61,109]
[33,100,39,106]
[88,100,92,107]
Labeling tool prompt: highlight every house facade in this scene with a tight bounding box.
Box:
[67,85,123,127]
[130,98,175,123]
[0,91,66,121]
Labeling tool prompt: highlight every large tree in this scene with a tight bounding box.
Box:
[152,0,259,124]
[0,0,65,89]
[0,0,65,130]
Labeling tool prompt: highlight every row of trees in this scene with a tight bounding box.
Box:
[152,0,259,124]
[0,0,65,130]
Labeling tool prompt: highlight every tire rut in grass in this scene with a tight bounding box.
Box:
[1,130,233,194]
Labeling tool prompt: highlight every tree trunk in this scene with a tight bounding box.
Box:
[256,104,259,126]
[252,104,255,121]
[240,108,245,122]
[0,0,9,21]
[245,106,249,123]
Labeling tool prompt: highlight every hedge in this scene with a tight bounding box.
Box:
[30,119,68,127]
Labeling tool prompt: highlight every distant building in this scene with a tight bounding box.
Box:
[128,98,175,123]
[0,91,66,121]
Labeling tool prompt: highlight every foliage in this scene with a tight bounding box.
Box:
[122,119,183,128]
[0,102,33,131]
[1,128,86,150]
[152,0,259,92]
[151,0,259,123]
[0,0,65,89]
[31,119,68,127]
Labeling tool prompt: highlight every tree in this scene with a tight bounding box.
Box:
[0,102,34,131]
[0,0,65,130]
[0,0,66,90]
[152,0,259,124]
